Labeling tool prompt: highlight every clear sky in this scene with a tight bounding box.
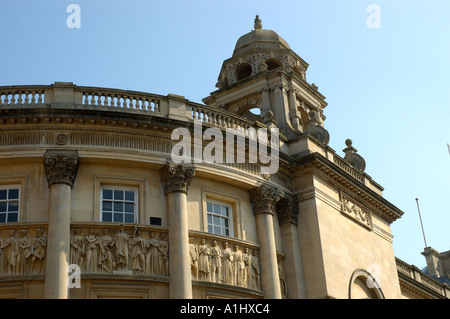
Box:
[1,0,449,270]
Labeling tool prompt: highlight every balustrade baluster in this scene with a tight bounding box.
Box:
[104,95,110,107]
[30,92,36,104]
[17,92,23,104]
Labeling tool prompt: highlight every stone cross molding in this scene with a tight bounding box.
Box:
[248,185,282,216]
[159,162,196,194]
[44,150,79,188]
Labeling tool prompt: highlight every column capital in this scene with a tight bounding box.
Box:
[249,185,281,216]
[276,195,299,225]
[159,162,196,194]
[44,150,79,188]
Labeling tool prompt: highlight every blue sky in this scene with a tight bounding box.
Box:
[1,0,449,269]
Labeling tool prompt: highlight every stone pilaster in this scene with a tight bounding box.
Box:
[249,185,282,298]
[160,162,195,299]
[276,195,306,298]
[43,150,79,299]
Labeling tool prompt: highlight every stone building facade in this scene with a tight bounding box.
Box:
[0,16,448,299]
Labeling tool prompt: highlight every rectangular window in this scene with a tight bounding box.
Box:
[207,200,233,237]
[101,186,137,224]
[0,187,20,223]
[150,217,162,226]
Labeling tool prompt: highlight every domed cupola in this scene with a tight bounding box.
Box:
[203,16,329,143]
[214,15,309,89]
[232,15,291,57]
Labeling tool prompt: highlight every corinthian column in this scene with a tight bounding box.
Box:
[277,195,306,298]
[43,150,79,299]
[160,162,195,299]
[249,185,282,299]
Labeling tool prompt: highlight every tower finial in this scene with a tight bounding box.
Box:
[254,15,262,30]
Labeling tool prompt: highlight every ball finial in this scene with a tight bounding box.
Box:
[345,139,353,147]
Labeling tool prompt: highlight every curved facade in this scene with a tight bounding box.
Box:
[0,17,448,299]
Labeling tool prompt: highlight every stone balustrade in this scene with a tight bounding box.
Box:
[79,87,161,113]
[191,104,254,133]
[0,83,256,133]
[0,86,46,106]
[333,155,364,183]
[396,257,450,298]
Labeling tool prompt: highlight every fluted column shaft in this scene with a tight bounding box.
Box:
[160,163,195,299]
[43,150,79,299]
[249,185,281,299]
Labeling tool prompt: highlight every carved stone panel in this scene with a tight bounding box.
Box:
[340,191,373,230]
[70,225,169,276]
[188,235,261,291]
[0,227,47,275]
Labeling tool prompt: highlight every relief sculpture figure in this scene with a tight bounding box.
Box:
[70,228,85,269]
[189,237,198,280]
[210,240,222,283]
[18,228,32,274]
[3,229,18,274]
[146,231,159,275]
[84,228,99,273]
[198,238,211,281]
[222,242,234,285]
[130,228,146,274]
[157,233,168,276]
[113,224,131,271]
[98,228,114,273]
[30,228,47,274]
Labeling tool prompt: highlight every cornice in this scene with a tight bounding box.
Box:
[295,152,404,223]
[397,271,447,299]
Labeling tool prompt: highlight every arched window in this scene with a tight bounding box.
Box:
[348,269,385,299]
[235,63,252,81]
[265,58,282,70]
[248,108,261,115]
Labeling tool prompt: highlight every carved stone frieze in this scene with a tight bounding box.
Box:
[44,150,79,188]
[189,236,261,290]
[340,191,373,229]
[0,227,47,275]
[71,225,169,276]
[159,162,196,194]
[248,185,282,215]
